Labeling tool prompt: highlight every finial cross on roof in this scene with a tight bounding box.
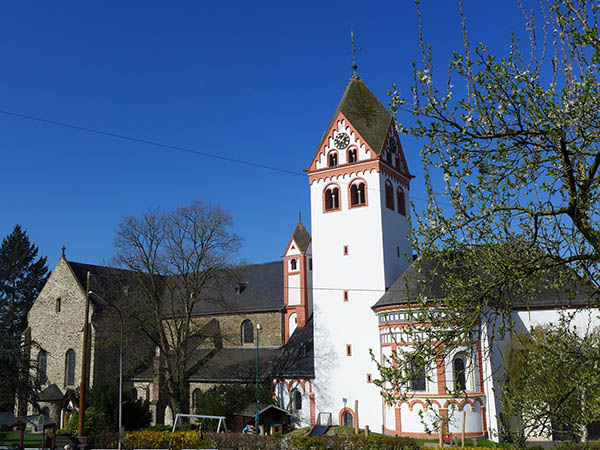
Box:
[61,245,66,257]
[346,30,362,75]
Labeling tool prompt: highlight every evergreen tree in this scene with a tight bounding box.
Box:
[0,225,48,412]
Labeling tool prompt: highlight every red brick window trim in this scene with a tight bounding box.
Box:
[324,184,341,212]
[343,290,349,302]
[343,245,349,256]
[349,178,367,208]
[346,344,352,356]
[328,151,338,167]
[367,373,372,383]
[348,147,358,163]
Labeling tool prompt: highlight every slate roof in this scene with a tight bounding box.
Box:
[271,315,314,379]
[187,347,282,383]
[185,261,284,315]
[130,316,315,383]
[68,260,146,306]
[291,221,311,253]
[38,383,64,402]
[372,256,596,310]
[67,260,284,316]
[312,75,393,163]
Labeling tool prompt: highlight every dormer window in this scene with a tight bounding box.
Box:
[235,282,247,295]
[328,152,338,167]
[348,148,357,163]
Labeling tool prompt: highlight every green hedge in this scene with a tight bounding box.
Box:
[289,435,421,449]
[87,430,423,450]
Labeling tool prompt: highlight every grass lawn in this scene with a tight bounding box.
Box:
[0,431,42,447]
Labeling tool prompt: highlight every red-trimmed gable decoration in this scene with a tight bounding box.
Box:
[283,220,311,342]
[305,75,413,185]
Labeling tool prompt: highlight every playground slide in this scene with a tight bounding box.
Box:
[308,425,329,437]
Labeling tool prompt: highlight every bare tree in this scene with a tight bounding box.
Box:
[112,201,242,415]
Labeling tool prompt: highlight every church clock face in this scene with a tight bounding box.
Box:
[334,132,350,150]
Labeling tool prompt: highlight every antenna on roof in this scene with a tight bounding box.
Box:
[346,30,362,78]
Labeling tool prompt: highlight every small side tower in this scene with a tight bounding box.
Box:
[282,219,313,342]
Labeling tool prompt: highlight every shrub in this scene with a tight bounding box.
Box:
[290,435,420,450]
[143,424,172,432]
[123,430,213,450]
[213,433,286,450]
[554,442,600,450]
[88,431,119,449]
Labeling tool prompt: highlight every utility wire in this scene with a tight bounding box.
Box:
[0,109,304,177]
[0,108,453,207]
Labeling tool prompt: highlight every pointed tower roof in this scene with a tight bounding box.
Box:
[315,75,393,157]
[291,221,311,253]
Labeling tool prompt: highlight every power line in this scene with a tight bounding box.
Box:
[0,109,304,177]
[0,108,453,206]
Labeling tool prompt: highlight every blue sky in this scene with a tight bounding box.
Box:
[0,1,531,267]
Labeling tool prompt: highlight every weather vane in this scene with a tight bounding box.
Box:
[346,30,362,76]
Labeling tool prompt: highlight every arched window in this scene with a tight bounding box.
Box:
[350,182,366,207]
[385,181,394,210]
[397,187,406,216]
[328,152,338,167]
[38,350,47,384]
[324,186,340,211]
[290,259,297,271]
[192,388,201,410]
[65,349,75,386]
[292,390,302,411]
[409,355,426,391]
[242,320,254,344]
[453,356,466,391]
[341,410,354,427]
[55,298,61,313]
[348,148,357,163]
[394,154,400,169]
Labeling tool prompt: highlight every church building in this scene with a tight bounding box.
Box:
[19,69,600,442]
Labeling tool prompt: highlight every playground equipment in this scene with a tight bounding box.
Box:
[171,413,227,433]
[308,412,332,437]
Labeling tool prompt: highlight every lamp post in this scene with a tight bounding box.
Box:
[255,323,262,433]
[89,291,124,450]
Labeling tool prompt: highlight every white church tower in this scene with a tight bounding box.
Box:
[307,72,413,431]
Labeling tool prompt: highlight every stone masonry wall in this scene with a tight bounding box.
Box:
[27,257,88,398]
[181,311,283,348]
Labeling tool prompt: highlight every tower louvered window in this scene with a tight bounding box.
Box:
[385,182,394,210]
[328,152,338,167]
[397,187,406,216]
[350,182,366,206]
[324,187,340,211]
[348,149,357,163]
